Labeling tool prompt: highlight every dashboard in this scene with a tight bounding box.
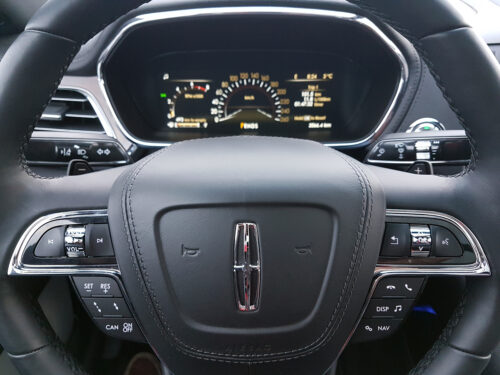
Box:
[3,1,496,176]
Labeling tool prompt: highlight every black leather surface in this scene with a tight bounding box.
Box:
[25,0,149,44]
[0,0,497,375]
[9,344,89,375]
[108,136,385,374]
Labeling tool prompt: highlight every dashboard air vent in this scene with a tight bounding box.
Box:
[36,89,105,134]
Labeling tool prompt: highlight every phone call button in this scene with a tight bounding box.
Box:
[373,277,424,298]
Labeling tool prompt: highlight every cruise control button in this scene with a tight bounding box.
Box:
[72,276,122,298]
[365,299,413,318]
[34,227,65,257]
[431,225,463,257]
[353,319,403,342]
[94,318,144,342]
[86,224,114,257]
[83,298,131,318]
[380,223,410,257]
[373,277,424,299]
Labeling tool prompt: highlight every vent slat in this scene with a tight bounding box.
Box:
[52,91,88,103]
[65,109,99,119]
[36,89,104,133]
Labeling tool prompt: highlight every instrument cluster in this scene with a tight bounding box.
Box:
[101,10,405,146]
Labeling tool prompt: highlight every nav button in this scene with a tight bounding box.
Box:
[353,319,403,342]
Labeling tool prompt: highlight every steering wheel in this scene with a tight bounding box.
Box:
[0,0,498,374]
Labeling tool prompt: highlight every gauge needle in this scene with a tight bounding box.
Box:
[256,109,272,118]
[219,109,243,122]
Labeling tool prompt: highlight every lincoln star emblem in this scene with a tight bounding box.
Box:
[233,223,261,311]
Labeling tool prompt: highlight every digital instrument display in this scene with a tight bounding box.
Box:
[149,50,374,141]
[160,70,335,133]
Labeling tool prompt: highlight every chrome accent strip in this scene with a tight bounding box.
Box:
[8,210,120,276]
[366,159,471,166]
[96,6,409,148]
[57,85,117,139]
[406,117,445,133]
[376,209,490,276]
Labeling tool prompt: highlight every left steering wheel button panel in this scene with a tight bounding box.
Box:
[34,227,65,257]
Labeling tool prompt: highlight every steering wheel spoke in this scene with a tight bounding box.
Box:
[7,166,130,276]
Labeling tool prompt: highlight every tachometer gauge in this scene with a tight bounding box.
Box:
[165,81,211,129]
[210,73,290,130]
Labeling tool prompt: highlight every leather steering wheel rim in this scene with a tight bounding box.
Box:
[0,0,498,374]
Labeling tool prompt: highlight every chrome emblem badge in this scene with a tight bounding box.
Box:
[233,223,261,311]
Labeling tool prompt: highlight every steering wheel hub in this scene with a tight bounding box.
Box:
[108,136,385,373]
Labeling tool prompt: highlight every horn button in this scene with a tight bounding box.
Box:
[108,137,385,375]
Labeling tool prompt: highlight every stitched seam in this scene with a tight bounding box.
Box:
[8,344,49,358]
[409,290,467,375]
[18,0,151,180]
[24,29,77,44]
[350,0,478,174]
[18,41,80,180]
[123,147,374,362]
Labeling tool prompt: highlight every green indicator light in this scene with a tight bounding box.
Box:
[160,93,167,98]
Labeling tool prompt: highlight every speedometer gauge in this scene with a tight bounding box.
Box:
[210,73,290,130]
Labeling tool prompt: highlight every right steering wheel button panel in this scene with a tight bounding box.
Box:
[353,277,425,342]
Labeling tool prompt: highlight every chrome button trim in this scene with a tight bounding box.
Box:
[376,209,490,276]
[8,210,119,276]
